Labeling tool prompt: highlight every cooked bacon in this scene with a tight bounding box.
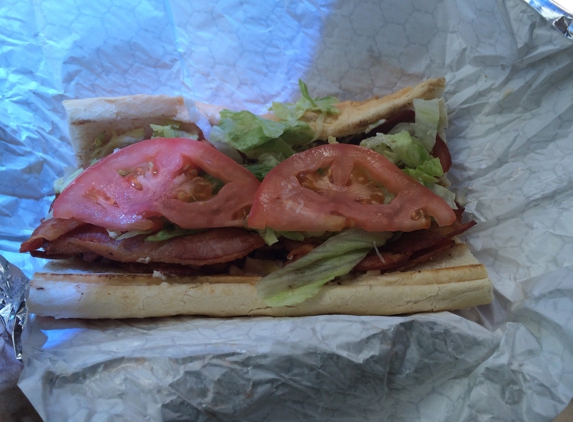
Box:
[279,218,475,273]
[384,219,475,255]
[431,135,452,172]
[33,225,265,266]
[353,220,476,272]
[20,218,84,253]
[22,205,473,275]
[373,109,415,134]
[396,239,457,271]
[352,250,410,272]
[287,244,316,262]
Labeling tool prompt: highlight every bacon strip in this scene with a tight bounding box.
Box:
[346,108,452,172]
[280,218,475,273]
[22,211,473,275]
[32,225,265,266]
[20,218,84,253]
[431,136,452,172]
[353,220,475,272]
[373,109,415,134]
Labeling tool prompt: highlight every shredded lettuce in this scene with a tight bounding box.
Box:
[269,79,340,121]
[430,184,458,209]
[403,157,444,185]
[387,131,431,168]
[244,163,275,181]
[358,97,457,205]
[145,226,203,242]
[150,122,201,140]
[413,98,441,152]
[259,228,327,246]
[359,136,400,164]
[257,152,282,167]
[212,80,339,164]
[259,228,280,245]
[53,167,84,194]
[116,230,153,241]
[360,129,456,202]
[108,225,204,242]
[256,229,391,306]
[437,98,448,142]
[210,110,314,155]
[360,130,431,168]
[92,128,146,161]
[242,137,296,161]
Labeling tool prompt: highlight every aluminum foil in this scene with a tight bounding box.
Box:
[2,0,573,420]
[19,313,503,421]
[0,256,28,362]
[523,0,573,39]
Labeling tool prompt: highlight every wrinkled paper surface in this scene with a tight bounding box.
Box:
[1,0,573,420]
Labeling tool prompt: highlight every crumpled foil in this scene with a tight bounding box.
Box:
[0,256,28,362]
[523,0,573,39]
[2,0,573,420]
[19,313,502,421]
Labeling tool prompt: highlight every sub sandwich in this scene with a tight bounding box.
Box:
[21,78,493,319]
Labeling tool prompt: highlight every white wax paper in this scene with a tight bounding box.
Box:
[1,0,573,420]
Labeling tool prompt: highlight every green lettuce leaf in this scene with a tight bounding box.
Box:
[92,128,146,161]
[210,110,314,156]
[244,163,275,181]
[242,138,296,161]
[414,98,441,152]
[256,229,391,306]
[259,228,327,246]
[403,157,444,185]
[150,122,201,140]
[297,79,340,115]
[211,80,339,164]
[259,228,280,245]
[269,79,340,121]
[360,130,430,168]
[53,167,84,194]
[361,129,453,201]
[145,226,204,242]
[430,183,458,209]
[359,136,400,164]
[116,230,153,240]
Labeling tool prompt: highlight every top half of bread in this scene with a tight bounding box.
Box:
[63,78,445,168]
[311,77,445,139]
[63,94,201,168]
[197,77,446,139]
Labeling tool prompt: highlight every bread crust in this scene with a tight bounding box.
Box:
[28,244,493,319]
[308,77,446,139]
[63,94,200,168]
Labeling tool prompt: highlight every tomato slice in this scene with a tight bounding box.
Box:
[53,138,261,231]
[248,144,456,232]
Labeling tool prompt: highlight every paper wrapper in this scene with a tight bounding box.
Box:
[1,0,573,420]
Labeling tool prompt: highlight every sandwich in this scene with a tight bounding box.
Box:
[20,78,493,319]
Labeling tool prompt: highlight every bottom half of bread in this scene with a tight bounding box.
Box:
[28,243,493,319]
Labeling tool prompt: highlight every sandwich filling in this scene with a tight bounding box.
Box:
[21,78,477,307]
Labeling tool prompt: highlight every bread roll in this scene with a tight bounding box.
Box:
[28,243,492,319]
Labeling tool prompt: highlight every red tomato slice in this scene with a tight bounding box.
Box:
[53,138,260,231]
[248,144,456,232]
